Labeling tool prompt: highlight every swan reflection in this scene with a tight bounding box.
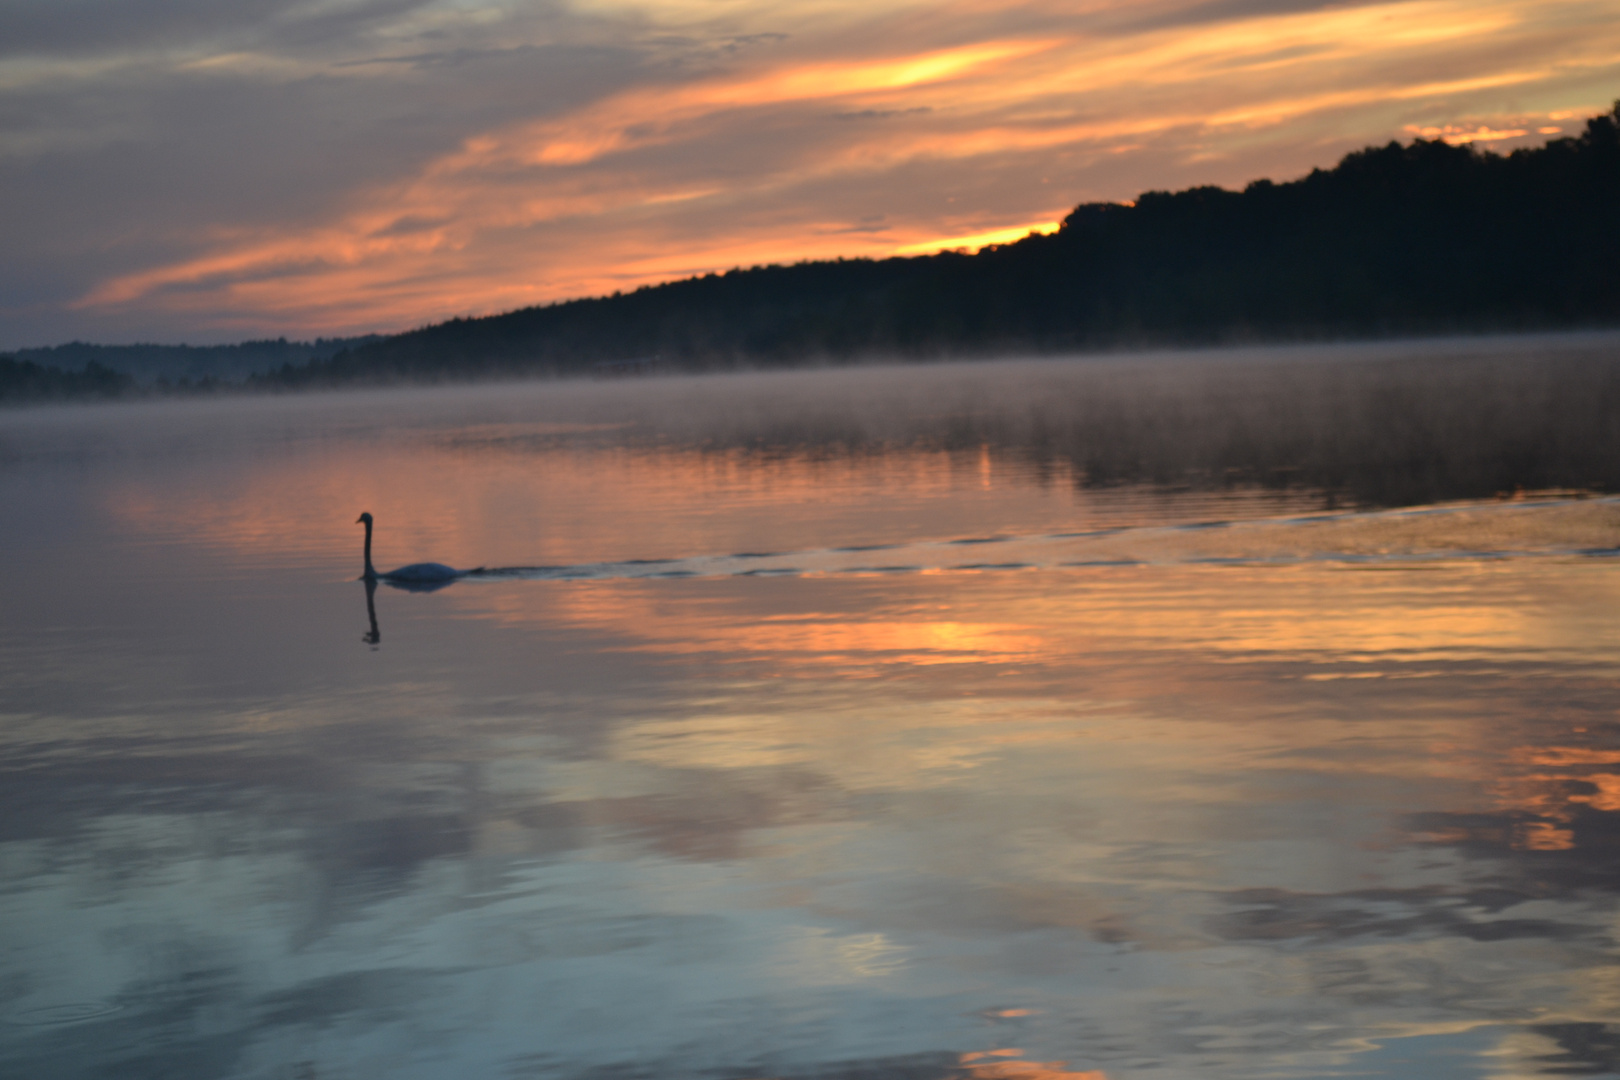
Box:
[360,561,465,648]
[362,577,380,646]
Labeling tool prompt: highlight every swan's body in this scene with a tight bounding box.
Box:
[357,512,474,588]
[381,561,462,582]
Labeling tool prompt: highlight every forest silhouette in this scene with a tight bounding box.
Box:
[252,100,1620,388]
[0,356,132,402]
[4,101,1617,402]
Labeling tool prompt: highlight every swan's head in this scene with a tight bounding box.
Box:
[357,512,373,526]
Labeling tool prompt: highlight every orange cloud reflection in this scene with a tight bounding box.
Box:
[88,421,1620,885]
[960,1054,1107,1080]
[1482,743,1620,849]
[647,614,1045,666]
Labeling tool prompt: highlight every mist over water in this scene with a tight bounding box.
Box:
[6,334,1620,1080]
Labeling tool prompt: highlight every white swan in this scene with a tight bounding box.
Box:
[357,512,471,586]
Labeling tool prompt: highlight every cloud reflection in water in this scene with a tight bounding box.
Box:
[5,364,1620,1078]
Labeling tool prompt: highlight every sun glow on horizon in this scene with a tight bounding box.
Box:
[893,221,1062,256]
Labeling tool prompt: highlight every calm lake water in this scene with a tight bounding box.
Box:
[6,349,1620,1080]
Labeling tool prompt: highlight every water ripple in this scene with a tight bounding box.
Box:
[457,496,1620,584]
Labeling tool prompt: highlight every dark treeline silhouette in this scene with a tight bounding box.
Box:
[0,356,133,402]
[258,101,1620,387]
[14,335,381,387]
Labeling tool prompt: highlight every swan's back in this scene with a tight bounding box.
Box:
[381,562,462,582]
[358,513,470,586]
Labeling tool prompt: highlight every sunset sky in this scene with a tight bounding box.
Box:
[3,0,1616,348]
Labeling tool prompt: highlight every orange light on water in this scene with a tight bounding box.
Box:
[959,1054,1108,1080]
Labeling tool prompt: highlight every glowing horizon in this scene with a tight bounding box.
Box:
[2,0,1616,346]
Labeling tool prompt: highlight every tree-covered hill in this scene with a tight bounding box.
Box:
[14,336,381,387]
[256,101,1619,387]
[0,356,133,403]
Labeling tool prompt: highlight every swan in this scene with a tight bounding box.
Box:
[357,512,473,587]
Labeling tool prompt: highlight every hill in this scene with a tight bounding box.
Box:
[257,100,1620,387]
[0,356,133,403]
[13,336,382,387]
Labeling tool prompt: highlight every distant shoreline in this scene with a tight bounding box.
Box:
[7,325,1620,409]
[11,333,1620,514]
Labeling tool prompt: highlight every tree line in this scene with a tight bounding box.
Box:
[7,101,1617,401]
[0,356,134,403]
[260,100,1619,387]
[0,336,378,404]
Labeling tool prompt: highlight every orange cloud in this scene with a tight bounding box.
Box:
[517,39,1059,167]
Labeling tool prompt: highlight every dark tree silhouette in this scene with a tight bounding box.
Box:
[17,103,1620,400]
[0,356,133,402]
[255,100,1620,388]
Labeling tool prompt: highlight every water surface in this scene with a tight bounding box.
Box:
[6,349,1620,1080]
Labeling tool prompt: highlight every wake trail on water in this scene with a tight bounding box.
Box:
[458,495,1620,584]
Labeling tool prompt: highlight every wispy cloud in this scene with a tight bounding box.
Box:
[3,0,1617,345]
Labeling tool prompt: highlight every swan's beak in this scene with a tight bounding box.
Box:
[355,515,365,524]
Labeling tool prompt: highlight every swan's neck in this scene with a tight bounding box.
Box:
[362,518,377,580]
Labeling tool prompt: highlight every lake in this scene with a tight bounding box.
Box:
[5,339,1620,1080]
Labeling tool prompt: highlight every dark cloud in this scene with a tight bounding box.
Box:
[1115,0,1415,34]
[835,107,934,120]
[719,31,791,52]
[334,44,546,70]
[1531,1024,1620,1077]
[0,0,435,60]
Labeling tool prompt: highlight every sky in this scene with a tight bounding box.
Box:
[2,0,1616,348]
